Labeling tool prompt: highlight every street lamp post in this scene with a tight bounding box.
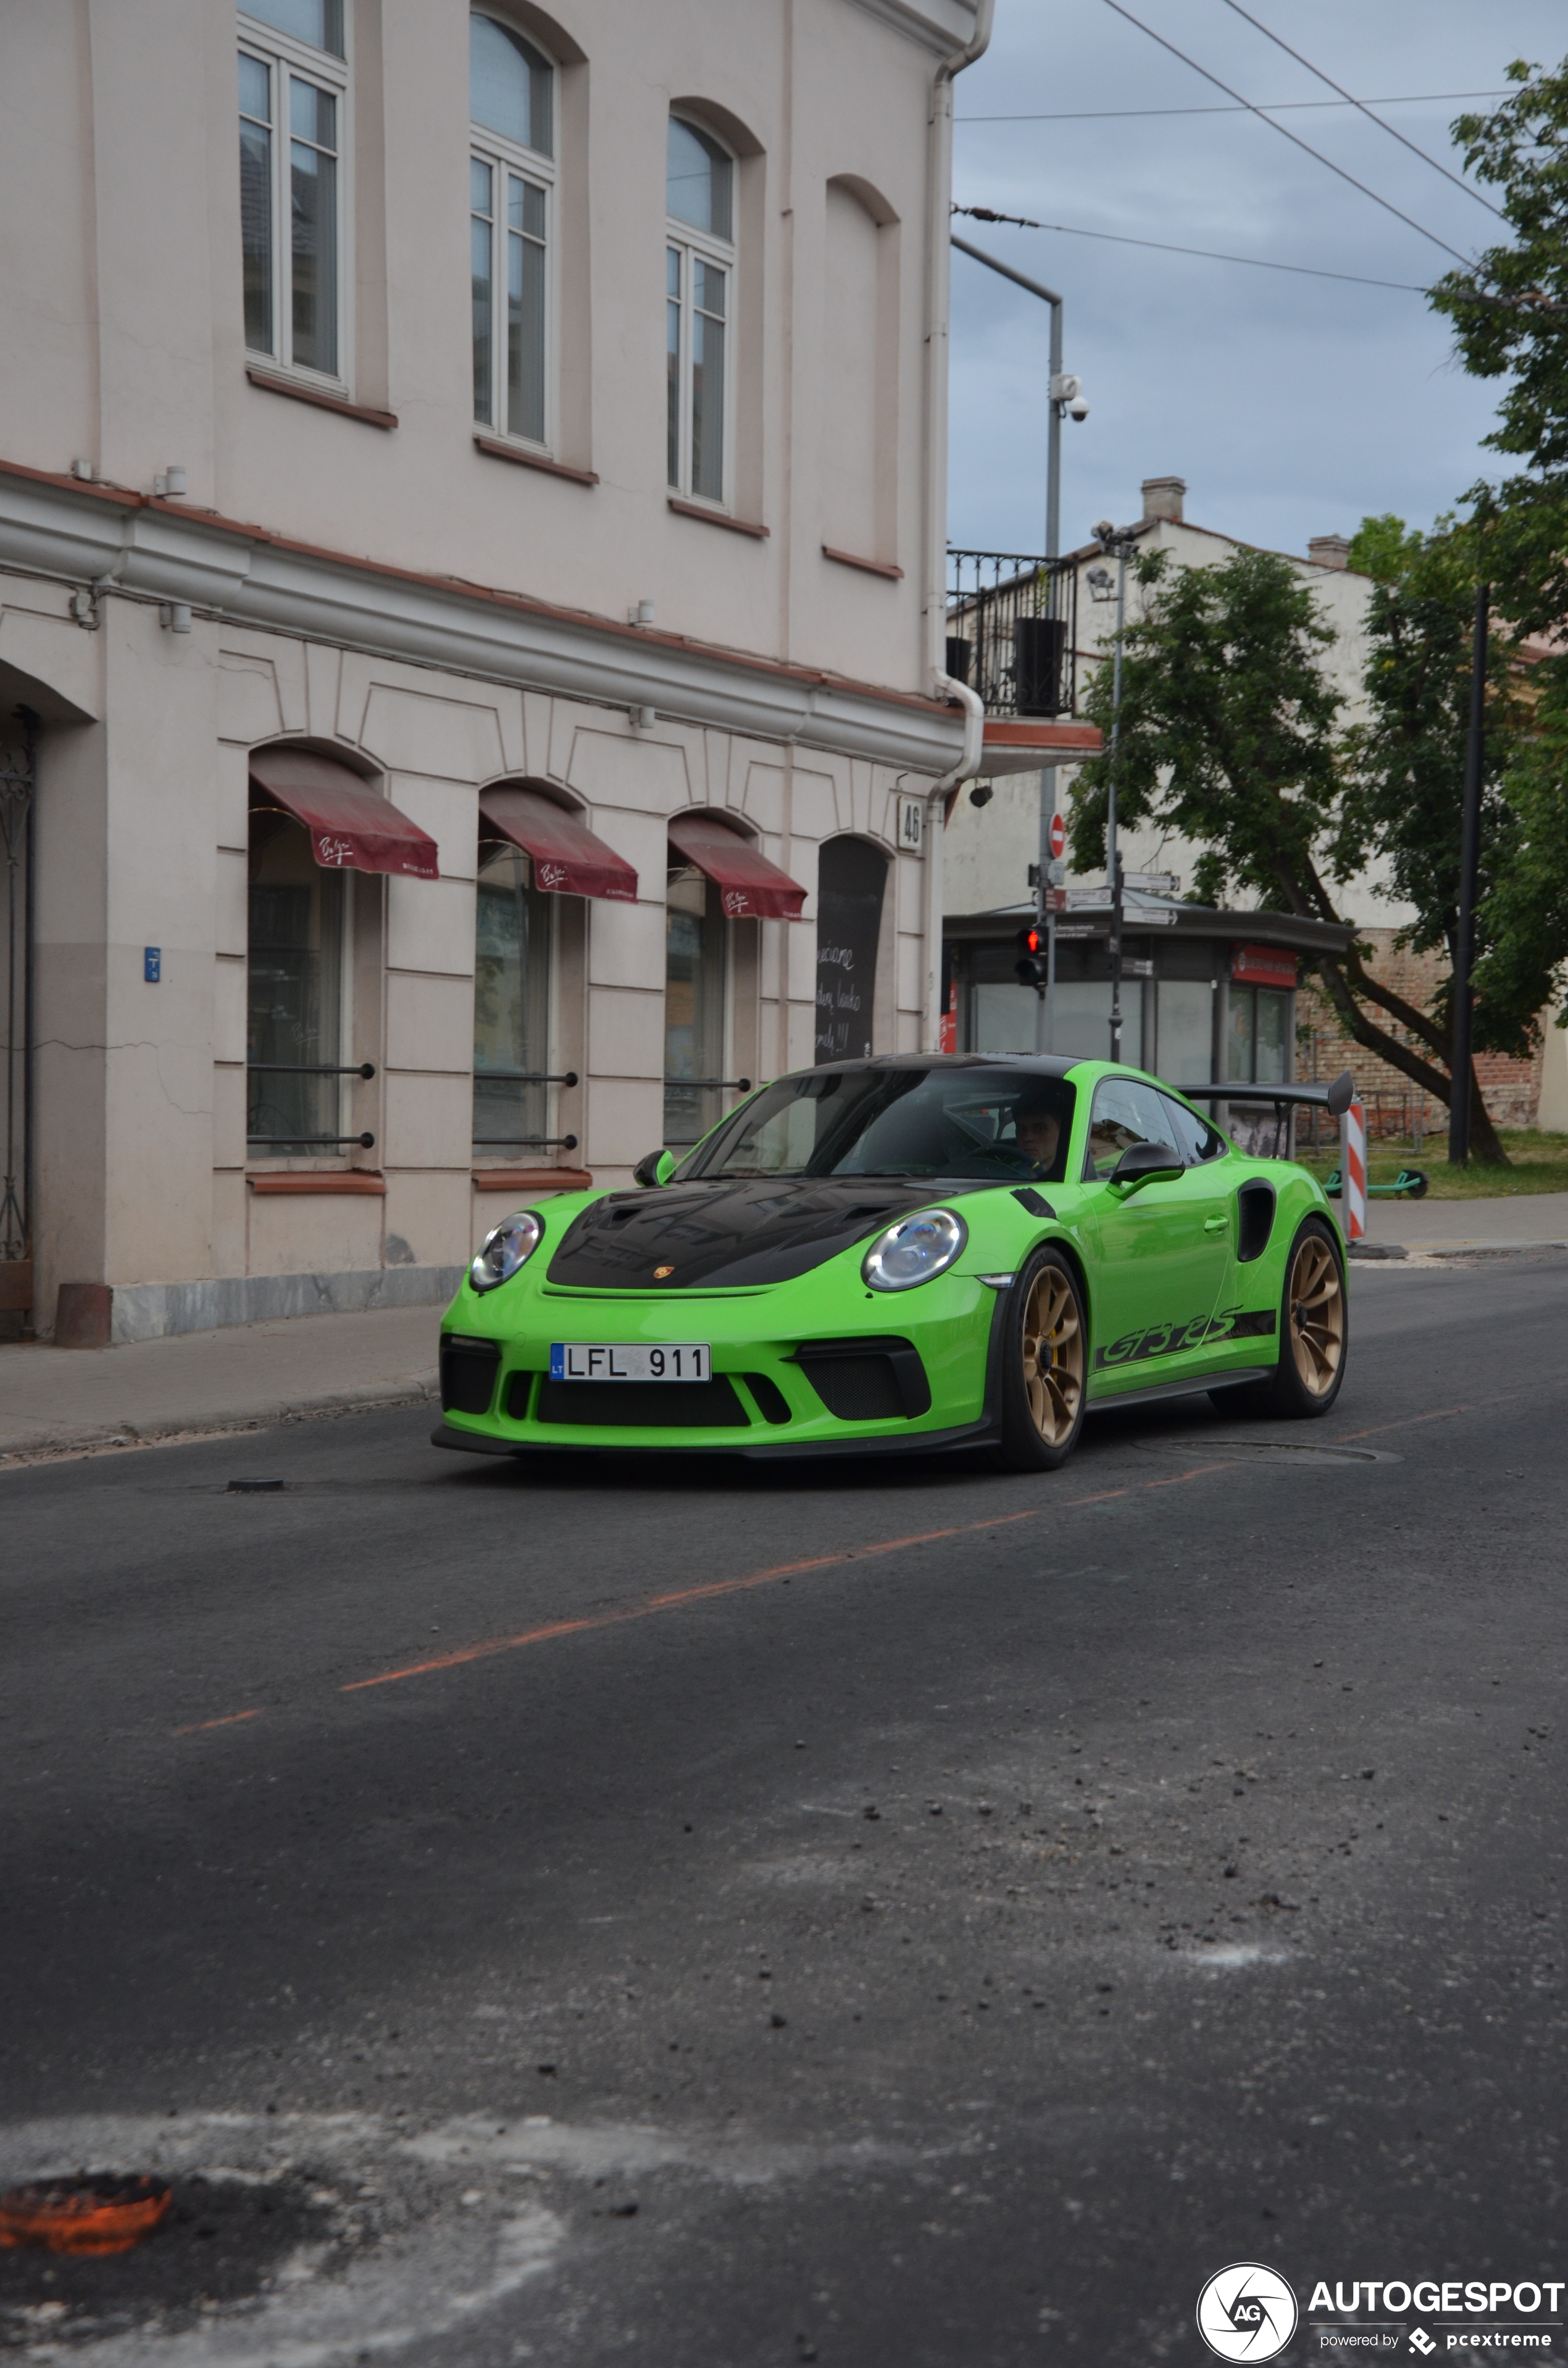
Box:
[949,233,1089,1055]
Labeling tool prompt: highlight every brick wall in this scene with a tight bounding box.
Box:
[1295,929,1543,1138]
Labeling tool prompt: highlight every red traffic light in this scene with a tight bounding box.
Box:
[1015,925,1045,956]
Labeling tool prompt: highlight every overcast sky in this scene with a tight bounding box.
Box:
[947,0,1564,563]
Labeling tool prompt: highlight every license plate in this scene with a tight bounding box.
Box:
[549,1342,712,1382]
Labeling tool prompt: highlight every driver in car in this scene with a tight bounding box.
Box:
[1011,1090,1070,1179]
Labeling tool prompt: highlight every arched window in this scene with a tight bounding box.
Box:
[666,116,735,504]
[470,13,555,448]
[239,0,348,381]
[814,839,887,1064]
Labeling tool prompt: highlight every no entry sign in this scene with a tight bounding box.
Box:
[1048,811,1066,860]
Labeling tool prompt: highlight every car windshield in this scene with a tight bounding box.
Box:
[675,1066,1077,1184]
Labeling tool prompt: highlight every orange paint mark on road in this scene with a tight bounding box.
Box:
[1141,1462,1240,1488]
[180,1457,1248,1727]
[1338,1404,1467,1441]
[341,1511,1043,1693]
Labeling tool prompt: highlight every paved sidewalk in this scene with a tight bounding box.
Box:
[1364,1187,1568,1253]
[0,1304,441,1461]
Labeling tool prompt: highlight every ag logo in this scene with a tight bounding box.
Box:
[1196,2264,1298,2361]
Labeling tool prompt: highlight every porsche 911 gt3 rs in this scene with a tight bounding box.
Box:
[433,1055,1349,1471]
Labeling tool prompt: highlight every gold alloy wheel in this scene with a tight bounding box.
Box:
[1022,1262,1085,1447]
[1287,1231,1345,1397]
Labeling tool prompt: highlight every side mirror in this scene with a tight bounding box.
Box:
[633,1148,677,1189]
[1109,1139,1184,1192]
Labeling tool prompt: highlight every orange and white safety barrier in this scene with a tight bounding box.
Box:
[1340,1098,1367,1240]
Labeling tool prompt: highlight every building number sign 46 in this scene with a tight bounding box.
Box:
[898,796,925,853]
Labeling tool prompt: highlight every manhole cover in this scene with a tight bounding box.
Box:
[1133,1437,1394,1465]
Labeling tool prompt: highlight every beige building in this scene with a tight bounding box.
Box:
[0,0,1014,1344]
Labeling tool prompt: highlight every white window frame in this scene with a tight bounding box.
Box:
[469,46,557,456]
[666,119,736,513]
[238,7,353,391]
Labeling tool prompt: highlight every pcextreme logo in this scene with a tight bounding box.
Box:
[1198,2264,1300,2361]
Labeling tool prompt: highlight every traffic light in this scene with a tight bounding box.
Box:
[1014,924,1048,990]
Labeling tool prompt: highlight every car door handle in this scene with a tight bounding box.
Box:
[1203,1215,1229,1233]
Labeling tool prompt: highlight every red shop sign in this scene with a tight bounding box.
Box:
[1232,943,1298,990]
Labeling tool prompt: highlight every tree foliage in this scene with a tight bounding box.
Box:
[1068,540,1510,1162]
[1427,61,1568,1058]
[1341,515,1527,1055]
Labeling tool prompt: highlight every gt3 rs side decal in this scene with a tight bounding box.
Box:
[1094,1307,1277,1371]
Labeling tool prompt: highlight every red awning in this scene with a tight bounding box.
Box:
[479,785,638,902]
[667,814,807,921]
[249,747,438,880]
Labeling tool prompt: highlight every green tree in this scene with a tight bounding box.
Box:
[1428,60,1568,1063]
[1067,541,1511,1162]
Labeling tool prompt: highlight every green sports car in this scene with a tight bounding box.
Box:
[432,1055,1351,1472]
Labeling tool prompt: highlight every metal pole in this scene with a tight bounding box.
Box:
[1106,546,1127,1061]
[1035,763,1057,1052]
[1448,580,1488,1166]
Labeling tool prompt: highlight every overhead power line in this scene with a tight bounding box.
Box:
[951,204,1424,293]
[1098,0,1474,267]
[1213,0,1506,217]
[957,92,1512,125]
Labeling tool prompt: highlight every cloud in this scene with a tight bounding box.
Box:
[948,0,1561,557]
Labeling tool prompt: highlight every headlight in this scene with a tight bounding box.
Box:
[469,1208,544,1293]
[861,1207,967,1292]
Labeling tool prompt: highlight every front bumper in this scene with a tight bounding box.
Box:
[433,1266,1004,1458]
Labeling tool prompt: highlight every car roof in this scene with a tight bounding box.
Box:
[804,1053,1083,1081]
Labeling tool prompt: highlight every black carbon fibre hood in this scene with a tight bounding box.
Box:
[544,1178,977,1291]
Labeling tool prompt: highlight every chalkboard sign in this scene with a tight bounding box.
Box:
[815,837,886,1063]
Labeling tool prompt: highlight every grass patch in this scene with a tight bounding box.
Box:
[1292,1128,1568,1201]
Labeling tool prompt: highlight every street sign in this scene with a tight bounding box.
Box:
[1066,890,1177,924]
[1048,811,1067,860]
[1122,869,1179,894]
[1043,887,1067,911]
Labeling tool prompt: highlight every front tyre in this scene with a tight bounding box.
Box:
[995,1246,1088,1471]
[1211,1215,1347,1420]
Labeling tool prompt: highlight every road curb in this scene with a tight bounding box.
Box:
[0,1373,440,1465]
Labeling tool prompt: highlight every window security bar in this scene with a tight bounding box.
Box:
[665,1076,753,1092]
[247,1061,377,1079]
[247,1131,377,1149]
[472,1069,580,1086]
[472,1134,580,1149]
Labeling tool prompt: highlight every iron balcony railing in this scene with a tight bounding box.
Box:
[946,550,1078,721]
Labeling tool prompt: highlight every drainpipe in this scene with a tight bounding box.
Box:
[925,672,985,1051]
[922,0,995,1053]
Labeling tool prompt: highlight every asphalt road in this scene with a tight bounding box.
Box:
[2,1253,1566,2367]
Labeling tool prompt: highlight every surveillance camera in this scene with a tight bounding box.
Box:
[970,782,994,809]
[1093,519,1116,547]
[1067,395,1090,422]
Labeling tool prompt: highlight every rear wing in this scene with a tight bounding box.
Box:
[1178,1070,1354,1117]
